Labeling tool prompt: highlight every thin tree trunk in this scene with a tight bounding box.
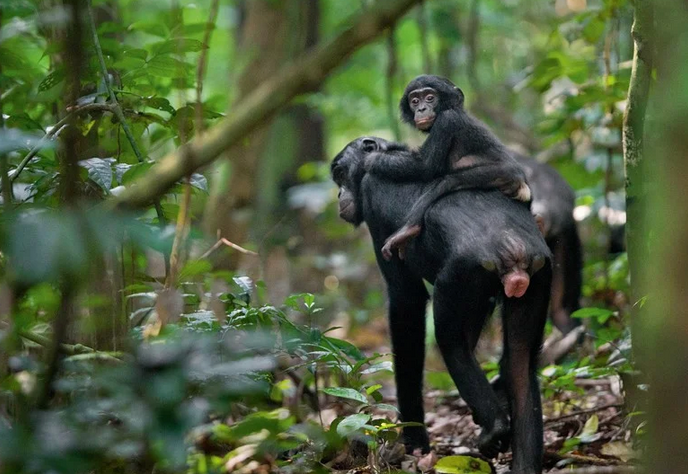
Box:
[622,0,653,313]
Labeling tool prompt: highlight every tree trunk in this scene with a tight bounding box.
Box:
[622,0,653,333]
[203,0,323,268]
[638,0,688,472]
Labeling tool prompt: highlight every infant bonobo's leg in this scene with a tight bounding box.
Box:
[381,224,421,261]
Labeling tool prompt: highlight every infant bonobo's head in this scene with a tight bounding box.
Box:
[400,75,465,132]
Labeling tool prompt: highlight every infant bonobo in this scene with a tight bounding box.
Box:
[366,75,533,267]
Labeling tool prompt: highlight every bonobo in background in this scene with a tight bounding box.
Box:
[332,137,551,474]
[515,154,582,334]
[365,75,533,264]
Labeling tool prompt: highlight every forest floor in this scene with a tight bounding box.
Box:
[334,317,640,474]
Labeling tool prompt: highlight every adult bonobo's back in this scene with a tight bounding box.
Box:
[332,137,551,474]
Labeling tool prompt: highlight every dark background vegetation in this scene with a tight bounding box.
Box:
[0,0,685,473]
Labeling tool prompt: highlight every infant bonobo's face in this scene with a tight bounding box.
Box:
[408,87,438,131]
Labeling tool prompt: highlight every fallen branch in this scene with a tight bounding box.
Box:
[539,325,586,366]
[19,329,123,361]
[110,0,421,210]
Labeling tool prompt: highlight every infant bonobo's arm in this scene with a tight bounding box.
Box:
[365,111,456,182]
[381,157,531,261]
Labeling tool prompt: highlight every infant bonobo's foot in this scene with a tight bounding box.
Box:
[381,225,422,261]
[477,417,510,459]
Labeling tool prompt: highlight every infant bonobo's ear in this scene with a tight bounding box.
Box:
[361,138,379,153]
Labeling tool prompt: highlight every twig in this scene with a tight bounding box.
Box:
[545,403,624,424]
[199,237,258,260]
[86,0,166,226]
[9,103,115,184]
[109,0,423,210]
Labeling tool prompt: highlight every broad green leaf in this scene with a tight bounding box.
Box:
[571,307,614,323]
[320,387,367,404]
[336,413,370,437]
[153,39,206,55]
[79,158,113,192]
[434,455,493,474]
[38,69,65,92]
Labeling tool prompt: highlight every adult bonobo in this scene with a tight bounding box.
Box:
[365,75,533,261]
[515,154,582,334]
[332,137,552,474]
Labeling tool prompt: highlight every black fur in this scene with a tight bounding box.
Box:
[366,75,531,259]
[332,137,551,474]
[516,153,582,334]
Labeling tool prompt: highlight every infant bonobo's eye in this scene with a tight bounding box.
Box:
[361,138,378,153]
[410,97,420,106]
[426,94,435,102]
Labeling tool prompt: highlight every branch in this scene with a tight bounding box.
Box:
[9,103,115,183]
[19,329,122,360]
[86,0,166,225]
[110,0,421,210]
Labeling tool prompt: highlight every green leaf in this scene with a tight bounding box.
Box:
[321,387,367,405]
[375,403,399,413]
[79,157,113,192]
[146,56,191,78]
[153,39,206,55]
[336,413,371,437]
[580,414,599,443]
[571,307,614,323]
[179,259,213,280]
[38,69,65,92]
[434,455,493,473]
[122,161,154,184]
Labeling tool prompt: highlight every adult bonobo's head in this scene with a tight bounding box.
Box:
[331,137,390,225]
[400,75,465,131]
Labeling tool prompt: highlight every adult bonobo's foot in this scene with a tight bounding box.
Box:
[401,426,431,454]
[476,417,511,459]
[381,225,422,261]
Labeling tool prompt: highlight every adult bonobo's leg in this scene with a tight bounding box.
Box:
[433,264,510,458]
[502,265,551,474]
[383,263,431,453]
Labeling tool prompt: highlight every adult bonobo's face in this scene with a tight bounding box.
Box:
[331,137,387,225]
[408,87,438,131]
